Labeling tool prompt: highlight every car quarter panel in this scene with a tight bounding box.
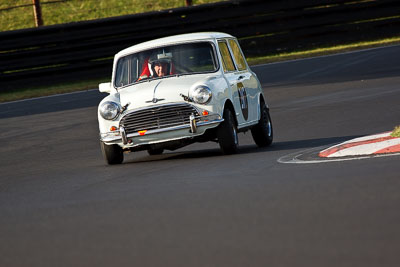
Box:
[98,93,121,134]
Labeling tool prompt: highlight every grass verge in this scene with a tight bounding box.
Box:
[1,36,400,103]
[391,126,400,138]
[0,78,108,103]
[246,36,400,65]
[0,0,222,32]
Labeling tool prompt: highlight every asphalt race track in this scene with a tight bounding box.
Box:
[1,45,400,267]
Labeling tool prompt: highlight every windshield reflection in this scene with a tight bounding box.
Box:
[114,42,219,88]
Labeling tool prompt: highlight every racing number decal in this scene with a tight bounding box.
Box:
[237,82,248,120]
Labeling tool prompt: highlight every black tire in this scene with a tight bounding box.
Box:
[147,148,164,155]
[217,108,239,154]
[100,141,123,165]
[251,102,273,147]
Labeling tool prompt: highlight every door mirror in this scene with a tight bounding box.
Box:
[99,82,112,93]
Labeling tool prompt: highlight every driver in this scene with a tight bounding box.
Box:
[138,51,173,80]
[149,51,173,77]
[152,60,169,77]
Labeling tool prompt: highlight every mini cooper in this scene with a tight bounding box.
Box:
[98,32,272,164]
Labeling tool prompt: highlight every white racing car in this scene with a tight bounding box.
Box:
[98,32,273,164]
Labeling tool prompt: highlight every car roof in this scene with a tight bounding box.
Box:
[116,32,234,57]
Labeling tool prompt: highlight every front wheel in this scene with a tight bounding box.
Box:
[251,102,273,147]
[217,108,239,154]
[100,141,123,165]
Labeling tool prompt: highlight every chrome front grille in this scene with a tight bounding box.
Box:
[120,103,199,135]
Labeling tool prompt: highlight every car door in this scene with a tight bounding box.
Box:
[217,39,249,128]
[227,39,259,125]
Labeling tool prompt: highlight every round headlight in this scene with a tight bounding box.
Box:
[99,101,120,120]
[191,86,212,104]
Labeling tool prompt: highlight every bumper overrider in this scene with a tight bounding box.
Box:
[100,103,223,148]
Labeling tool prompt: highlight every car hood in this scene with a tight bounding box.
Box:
[118,74,217,109]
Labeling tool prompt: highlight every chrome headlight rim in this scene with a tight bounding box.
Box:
[99,101,121,120]
[190,85,212,105]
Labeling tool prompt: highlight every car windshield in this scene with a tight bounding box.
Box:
[114,42,219,88]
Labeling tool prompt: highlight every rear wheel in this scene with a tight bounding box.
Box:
[100,141,123,165]
[217,108,239,154]
[251,102,273,147]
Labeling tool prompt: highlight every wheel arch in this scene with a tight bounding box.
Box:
[222,99,238,126]
[257,93,269,120]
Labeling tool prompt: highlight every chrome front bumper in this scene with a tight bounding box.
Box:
[100,117,223,147]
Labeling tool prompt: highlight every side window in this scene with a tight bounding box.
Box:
[115,56,139,87]
[115,57,129,87]
[228,39,247,71]
[218,41,236,72]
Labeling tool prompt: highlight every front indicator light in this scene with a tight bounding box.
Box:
[199,114,221,122]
